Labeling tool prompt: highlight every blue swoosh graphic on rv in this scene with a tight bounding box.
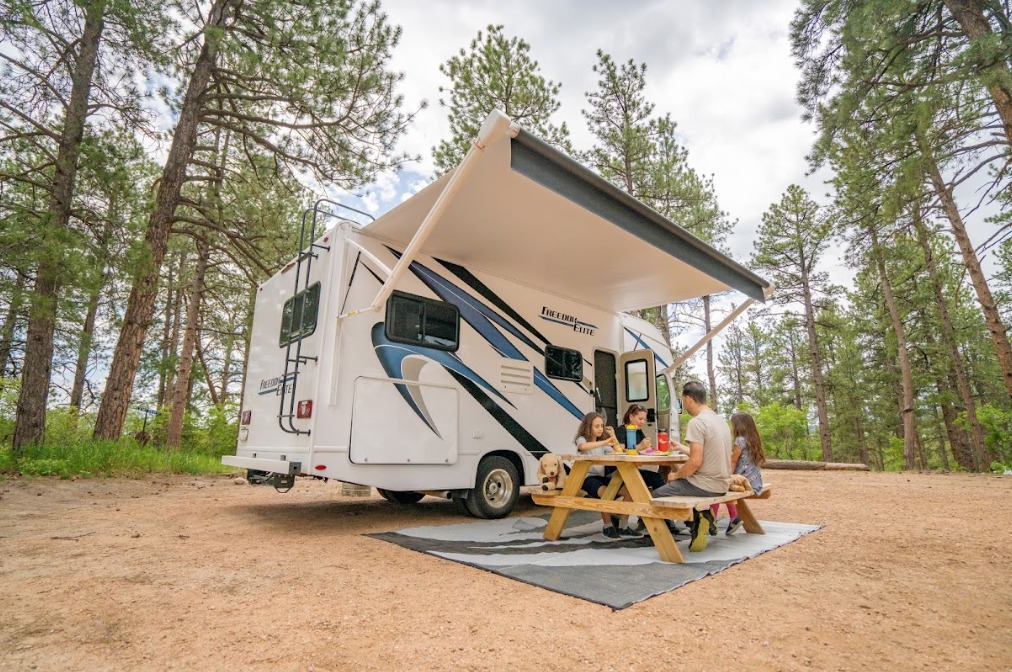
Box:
[370,323,511,435]
[624,327,671,368]
[402,257,584,420]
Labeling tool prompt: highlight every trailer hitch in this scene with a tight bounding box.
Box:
[246,463,301,493]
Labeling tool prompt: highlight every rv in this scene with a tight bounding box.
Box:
[222,110,771,518]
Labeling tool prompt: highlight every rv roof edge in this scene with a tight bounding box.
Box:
[360,110,515,316]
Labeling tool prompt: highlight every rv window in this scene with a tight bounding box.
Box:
[385,291,460,351]
[545,345,583,381]
[279,282,321,347]
[625,359,649,402]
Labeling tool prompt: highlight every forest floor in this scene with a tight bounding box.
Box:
[1,469,1010,672]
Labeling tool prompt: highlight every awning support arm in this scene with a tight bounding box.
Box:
[340,111,516,320]
[662,298,756,376]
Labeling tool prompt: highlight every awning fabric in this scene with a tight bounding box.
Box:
[360,113,769,313]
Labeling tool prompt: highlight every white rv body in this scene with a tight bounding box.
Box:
[224,110,770,517]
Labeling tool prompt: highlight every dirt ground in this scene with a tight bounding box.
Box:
[1,470,1010,672]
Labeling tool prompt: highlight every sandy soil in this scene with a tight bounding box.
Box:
[1,469,1010,672]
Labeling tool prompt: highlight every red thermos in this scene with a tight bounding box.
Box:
[657,431,669,452]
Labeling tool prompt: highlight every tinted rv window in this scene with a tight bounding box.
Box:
[385,291,460,351]
[279,282,321,347]
[545,345,583,381]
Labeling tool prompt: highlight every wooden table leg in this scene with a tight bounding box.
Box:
[737,498,765,534]
[615,463,684,563]
[543,461,589,541]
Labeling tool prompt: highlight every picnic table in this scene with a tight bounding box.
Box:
[531,452,773,563]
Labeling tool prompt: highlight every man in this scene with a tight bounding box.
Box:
[652,381,732,552]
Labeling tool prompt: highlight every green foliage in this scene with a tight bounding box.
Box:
[0,437,232,478]
[976,404,1012,467]
[433,24,570,174]
[749,403,814,461]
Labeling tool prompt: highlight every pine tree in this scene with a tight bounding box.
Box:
[433,24,570,174]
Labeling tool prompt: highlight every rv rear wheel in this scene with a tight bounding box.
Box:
[376,488,425,504]
[465,456,519,519]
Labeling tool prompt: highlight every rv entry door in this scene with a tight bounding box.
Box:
[618,350,656,440]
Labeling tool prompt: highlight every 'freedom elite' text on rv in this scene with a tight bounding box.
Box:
[222,110,771,518]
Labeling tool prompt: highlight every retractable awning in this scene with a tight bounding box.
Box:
[360,111,770,313]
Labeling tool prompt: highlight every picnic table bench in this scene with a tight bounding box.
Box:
[531,453,773,563]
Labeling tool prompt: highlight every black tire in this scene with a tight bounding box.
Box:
[376,488,425,504]
[464,456,520,519]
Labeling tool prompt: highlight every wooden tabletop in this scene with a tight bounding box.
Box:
[560,452,688,463]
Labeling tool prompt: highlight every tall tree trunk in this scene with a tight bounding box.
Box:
[156,256,176,408]
[194,335,220,408]
[944,0,1012,146]
[929,401,951,471]
[854,416,869,466]
[912,216,988,470]
[69,277,103,414]
[237,285,257,419]
[0,278,25,378]
[939,373,975,470]
[703,295,718,410]
[167,239,209,449]
[164,253,187,404]
[788,329,803,411]
[921,145,1012,402]
[14,6,105,452]
[800,264,832,461]
[871,228,917,469]
[93,0,232,440]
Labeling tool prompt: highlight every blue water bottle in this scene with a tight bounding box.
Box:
[625,425,637,451]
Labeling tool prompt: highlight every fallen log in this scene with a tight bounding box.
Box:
[764,459,869,471]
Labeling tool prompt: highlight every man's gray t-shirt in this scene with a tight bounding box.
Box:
[684,407,732,493]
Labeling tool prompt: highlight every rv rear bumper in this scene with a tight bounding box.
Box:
[222,456,302,475]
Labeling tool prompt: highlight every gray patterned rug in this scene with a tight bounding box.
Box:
[368,511,821,609]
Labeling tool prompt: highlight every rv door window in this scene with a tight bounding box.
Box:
[656,374,670,411]
[385,291,460,351]
[624,359,649,402]
[279,282,321,347]
[545,345,583,381]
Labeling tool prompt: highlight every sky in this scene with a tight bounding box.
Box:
[337,0,831,262]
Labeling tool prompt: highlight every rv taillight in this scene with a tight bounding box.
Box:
[297,400,313,419]
[240,410,251,425]
[314,465,326,471]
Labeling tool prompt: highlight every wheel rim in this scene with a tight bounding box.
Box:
[482,468,513,508]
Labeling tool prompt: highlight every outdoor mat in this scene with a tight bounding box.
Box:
[368,511,821,609]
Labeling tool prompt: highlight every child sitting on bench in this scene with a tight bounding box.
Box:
[711,411,766,534]
[573,412,640,539]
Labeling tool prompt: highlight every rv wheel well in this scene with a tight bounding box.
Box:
[484,450,525,483]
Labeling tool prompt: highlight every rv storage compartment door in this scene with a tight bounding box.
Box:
[350,376,459,464]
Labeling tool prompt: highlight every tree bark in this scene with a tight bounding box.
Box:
[14,5,105,452]
[871,228,918,469]
[94,0,232,440]
[167,239,208,449]
[922,145,1012,403]
[944,0,1012,146]
[800,255,833,461]
[912,215,988,470]
[703,295,718,410]
[156,255,176,408]
[69,278,103,414]
[0,277,25,378]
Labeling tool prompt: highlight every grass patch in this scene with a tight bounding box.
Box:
[1,438,236,478]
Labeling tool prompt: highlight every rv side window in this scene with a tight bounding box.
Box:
[545,345,583,381]
[625,359,649,402]
[385,291,460,351]
[279,282,321,347]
